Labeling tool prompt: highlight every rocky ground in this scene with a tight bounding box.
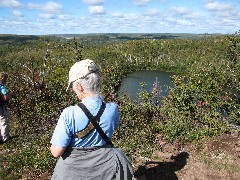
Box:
[133,133,240,180]
[1,133,240,180]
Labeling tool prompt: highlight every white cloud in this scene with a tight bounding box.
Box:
[111,12,125,18]
[38,13,56,19]
[0,0,22,8]
[204,1,234,11]
[0,0,238,35]
[133,0,151,6]
[203,1,240,30]
[26,3,41,9]
[184,12,202,20]
[43,1,63,13]
[82,0,104,5]
[217,9,240,19]
[175,19,194,26]
[11,20,26,26]
[88,6,105,15]
[58,15,73,21]
[171,7,190,15]
[124,13,142,21]
[170,6,202,21]
[12,10,23,17]
[27,1,63,14]
[144,8,161,16]
[82,0,105,16]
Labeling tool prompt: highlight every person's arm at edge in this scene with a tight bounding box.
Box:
[50,108,72,158]
[2,92,16,101]
[50,144,66,158]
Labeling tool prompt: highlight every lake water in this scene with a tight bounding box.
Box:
[118,70,175,102]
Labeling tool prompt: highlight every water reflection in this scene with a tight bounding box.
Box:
[118,70,175,102]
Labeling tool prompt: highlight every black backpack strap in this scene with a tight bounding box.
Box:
[93,101,106,121]
[78,102,113,146]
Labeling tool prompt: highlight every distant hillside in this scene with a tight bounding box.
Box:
[0,34,40,46]
[0,33,223,47]
[46,33,220,45]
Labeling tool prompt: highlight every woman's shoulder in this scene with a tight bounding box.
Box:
[105,101,118,107]
[61,102,118,115]
[63,104,80,111]
[105,101,119,112]
[59,105,84,124]
[61,105,81,116]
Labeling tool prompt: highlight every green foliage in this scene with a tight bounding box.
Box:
[113,95,162,159]
[0,34,40,46]
[226,30,240,64]
[1,134,55,179]
[0,32,239,178]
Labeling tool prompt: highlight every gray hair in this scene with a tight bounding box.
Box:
[74,72,102,96]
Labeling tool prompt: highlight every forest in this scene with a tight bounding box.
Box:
[0,32,239,179]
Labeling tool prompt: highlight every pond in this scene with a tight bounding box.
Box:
[118,70,175,102]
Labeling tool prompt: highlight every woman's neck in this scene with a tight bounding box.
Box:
[78,92,99,100]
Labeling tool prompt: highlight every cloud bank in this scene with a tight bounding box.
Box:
[0,0,239,35]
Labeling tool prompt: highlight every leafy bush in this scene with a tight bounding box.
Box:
[0,32,239,179]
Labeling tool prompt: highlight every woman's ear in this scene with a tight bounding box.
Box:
[77,83,84,92]
[75,83,86,99]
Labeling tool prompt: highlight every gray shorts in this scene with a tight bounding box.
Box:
[0,106,10,142]
[51,146,133,180]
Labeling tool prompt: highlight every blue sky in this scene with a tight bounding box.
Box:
[0,0,239,35]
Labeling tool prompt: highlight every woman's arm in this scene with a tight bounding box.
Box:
[50,144,66,158]
[1,92,16,101]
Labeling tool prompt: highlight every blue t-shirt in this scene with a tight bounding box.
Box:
[50,96,119,148]
[0,83,8,95]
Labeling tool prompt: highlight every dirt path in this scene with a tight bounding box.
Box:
[134,133,240,180]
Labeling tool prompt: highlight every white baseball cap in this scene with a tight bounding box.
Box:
[66,59,99,91]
